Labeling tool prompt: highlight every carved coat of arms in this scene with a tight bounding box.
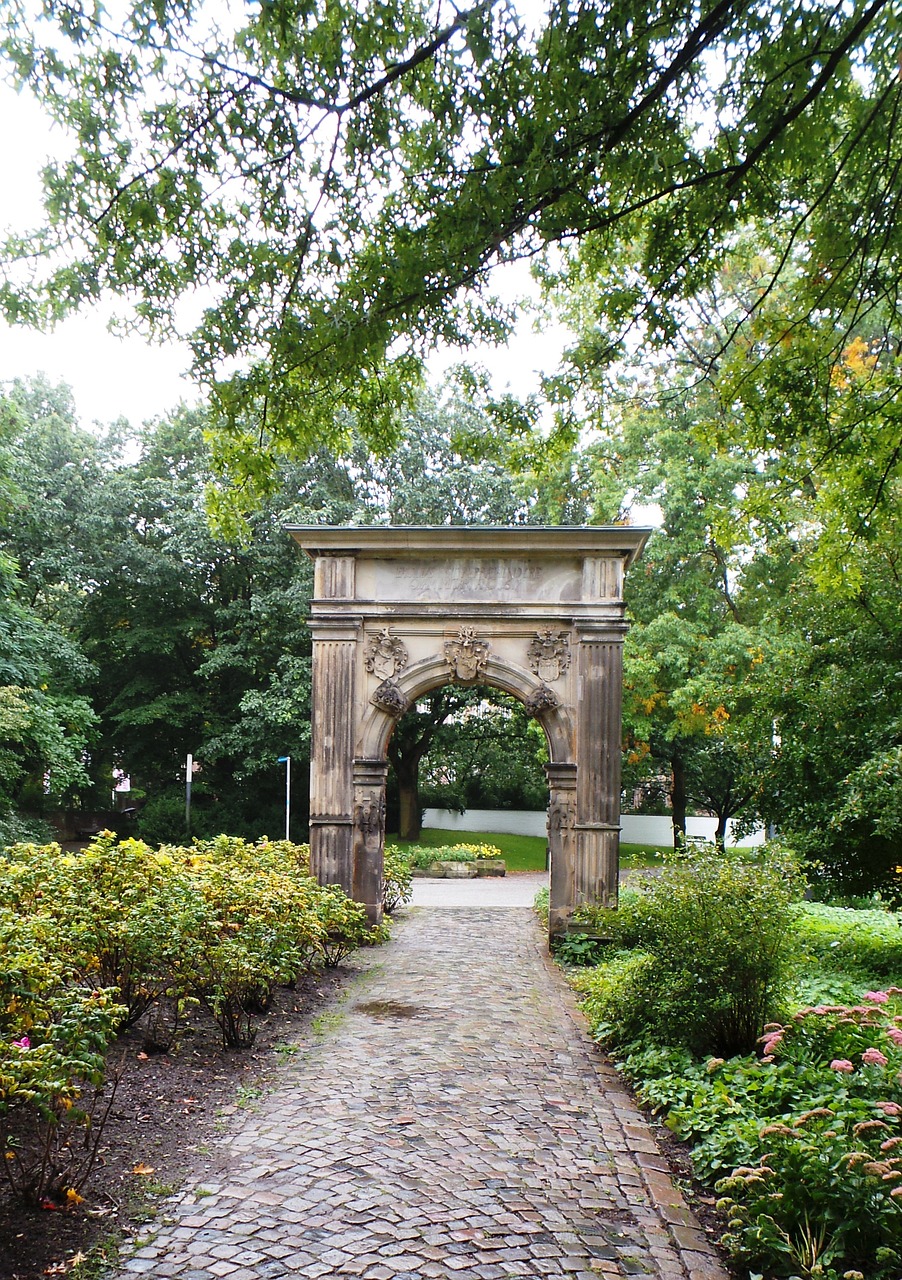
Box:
[365,627,408,682]
[528,628,571,683]
[444,625,490,682]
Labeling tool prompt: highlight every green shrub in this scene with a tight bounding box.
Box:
[0,830,387,1197]
[383,845,413,913]
[714,992,902,1280]
[571,950,659,1044]
[0,910,125,1204]
[310,883,387,968]
[0,810,54,848]
[574,845,806,1057]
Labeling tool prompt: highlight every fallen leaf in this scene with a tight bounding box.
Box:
[65,1187,85,1206]
[132,1162,155,1176]
[136,1051,149,1061]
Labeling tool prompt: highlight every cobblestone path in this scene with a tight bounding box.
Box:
[120,907,728,1280]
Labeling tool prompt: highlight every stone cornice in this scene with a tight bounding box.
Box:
[287,524,651,566]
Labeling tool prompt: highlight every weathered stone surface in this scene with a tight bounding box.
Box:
[292,527,650,936]
[112,908,728,1280]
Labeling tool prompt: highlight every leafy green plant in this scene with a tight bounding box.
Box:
[552,933,608,967]
[797,902,902,980]
[0,911,125,1204]
[310,884,386,968]
[579,985,902,1280]
[382,845,413,913]
[404,841,503,869]
[577,845,806,1057]
[712,995,902,1279]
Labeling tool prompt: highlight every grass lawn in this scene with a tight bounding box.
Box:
[386,828,679,873]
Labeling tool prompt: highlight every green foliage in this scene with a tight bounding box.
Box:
[0,909,126,1204]
[382,845,413,914]
[550,932,609,969]
[574,846,806,1057]
[797,903,902,983]
[0,832,380,1098]
[4,0,902,511]
[572,905,902,1279]
[397,827,547,872]
[713,996,902,1279]
[417,690,548,816]
[403,841,503,869]
[0,809,54,847]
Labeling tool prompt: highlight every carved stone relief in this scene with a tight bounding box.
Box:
[525,683,560,717]
[548,796,576,835]
[364,627,409,681]
[355,792,385,840]
[371,679,409,718]
[444,625,490,682]
[528,628,571,682]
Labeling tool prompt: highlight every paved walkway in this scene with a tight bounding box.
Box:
[120,901,728,1280]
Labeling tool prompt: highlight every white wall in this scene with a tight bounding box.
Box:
[421,808,765,847]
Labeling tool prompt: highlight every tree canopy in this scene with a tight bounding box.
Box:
[3,0,901,498]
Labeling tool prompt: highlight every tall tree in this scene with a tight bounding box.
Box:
[3,0,901,500]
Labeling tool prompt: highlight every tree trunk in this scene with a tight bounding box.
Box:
[713,810,728,853]
[670,754,687,848]
[396,759,422,841]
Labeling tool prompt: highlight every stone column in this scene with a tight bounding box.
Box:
[546,761,578,939]
[352,757,388,924]
[572,621,628,915]
[308,554,359,897]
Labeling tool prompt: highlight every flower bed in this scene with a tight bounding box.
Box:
[559,852,902,1280]
[0,832,386,1205]
[402,841,505,877]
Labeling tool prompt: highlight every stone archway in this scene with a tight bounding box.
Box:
[287,526,649,938]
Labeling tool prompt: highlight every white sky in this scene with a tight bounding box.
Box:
[0,77,569,432]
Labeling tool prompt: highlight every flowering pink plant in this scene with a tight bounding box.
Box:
[863,1047,889,1067]
[11,1036,30,1049]
[830,1058,854,1072]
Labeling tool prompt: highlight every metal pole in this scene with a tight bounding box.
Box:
[278,756,291,841]
[186,753,193,837]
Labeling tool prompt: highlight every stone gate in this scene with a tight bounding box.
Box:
[287,526,649,937]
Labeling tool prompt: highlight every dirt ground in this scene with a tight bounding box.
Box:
[0,965,353,1280]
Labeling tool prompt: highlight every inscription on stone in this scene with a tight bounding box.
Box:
[364,556,582,603]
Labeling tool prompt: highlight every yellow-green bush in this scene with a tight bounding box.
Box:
[0,831,386,1199]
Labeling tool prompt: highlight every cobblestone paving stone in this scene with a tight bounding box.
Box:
[119,907,729,1280]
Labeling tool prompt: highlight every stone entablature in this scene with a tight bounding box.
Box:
[288,525,650,938]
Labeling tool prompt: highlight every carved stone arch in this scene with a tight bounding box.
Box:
[359,653,575,764]
[288,526,649,940]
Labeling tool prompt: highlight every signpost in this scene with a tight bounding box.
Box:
[186,753,193,837]
[277,756,291,841]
